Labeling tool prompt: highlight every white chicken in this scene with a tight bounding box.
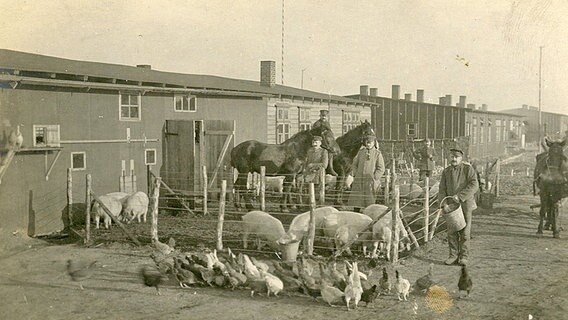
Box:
[395,270,411,301]
[8,125,23,150]
[260,270,284,297]
[242,254,260,279]
[344,261,363,311]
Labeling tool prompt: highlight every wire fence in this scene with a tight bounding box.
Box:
[71,155,540,266]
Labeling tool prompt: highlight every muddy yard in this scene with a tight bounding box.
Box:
[0,194,567,320]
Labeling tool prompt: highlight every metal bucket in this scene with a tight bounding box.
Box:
[280,240,300,263]
[441,196,466,232]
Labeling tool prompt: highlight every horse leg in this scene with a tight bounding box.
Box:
[552,202,560,238]
[537,195,546,235]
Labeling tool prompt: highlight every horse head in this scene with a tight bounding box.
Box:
[310,124,341,155]
[539,138,568,184]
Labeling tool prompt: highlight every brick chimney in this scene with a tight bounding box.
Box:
[392,85,400,100]
[459,95,467,108]
[467,103,476,109]
[404,93,412,101]
[260,61,276,87]
[481,104,488,111]
[360,85,369,96]
[445,94,452,106]
[416,89,424,103]
[369,87,378,97]
[439,97,446,105]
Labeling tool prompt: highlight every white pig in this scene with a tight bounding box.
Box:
[362,204,411,260]
[242,211,286,251]
[123,191,150,223]
[92,195,123,229]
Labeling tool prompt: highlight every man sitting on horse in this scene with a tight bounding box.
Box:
[301,135,329,186]
[312,109,338,176]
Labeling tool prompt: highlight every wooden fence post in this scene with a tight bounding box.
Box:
[307,183,316,256]
[67,168,73,228]
[511,169,514,177]
[319,167,326,205]
[391,185,400,264]
[423,176,430,243]
[526,167,530,177]
[217,180,227,251]
[384,169,391,205]
[495,159,501,197]
[202,166,208,215]
[260,166,266,211]
[85,174,92,245]
[150,176,161,243]
[147,165,152,194]
[429,208,442,240]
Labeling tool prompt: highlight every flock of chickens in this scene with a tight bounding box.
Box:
[66,237,473,311]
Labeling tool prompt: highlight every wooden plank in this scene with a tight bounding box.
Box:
[208,133,234,189]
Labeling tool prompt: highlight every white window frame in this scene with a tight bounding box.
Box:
[407,123,417,137]
[298,107,311,131]
[174,95,197,112]
[119,92,141,121]
[145,148,157,165]
[71,152,86,171]
[276,107,291,143]
[32,124,60,147]
[342,110,360,134]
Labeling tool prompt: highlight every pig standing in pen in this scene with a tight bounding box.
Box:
[241,211,286,251]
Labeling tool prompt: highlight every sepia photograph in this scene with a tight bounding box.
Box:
[0,1,567,319]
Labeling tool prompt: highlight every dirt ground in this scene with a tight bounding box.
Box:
[1,194,567,320]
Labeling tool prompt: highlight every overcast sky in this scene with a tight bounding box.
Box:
[1,0,566,113]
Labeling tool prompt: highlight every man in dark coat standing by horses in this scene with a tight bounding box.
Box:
[413,139,436,181]
[439,148,479,266]
[348,134,385,212]
[312,109,338,176]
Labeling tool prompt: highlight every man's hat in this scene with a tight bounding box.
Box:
[319,110,329,116]
[312,135,323,142]
[362,134,376,142]
[449,148,464,155]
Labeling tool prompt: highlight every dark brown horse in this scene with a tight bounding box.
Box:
[534,138,568,238]
[231,123,341,211]
[331,120,375,203]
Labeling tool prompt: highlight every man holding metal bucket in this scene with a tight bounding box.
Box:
[438,148,479,266]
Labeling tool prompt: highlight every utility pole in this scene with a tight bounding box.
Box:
[281,0,285,85]
[301,68,307,89]
[538,46,543,152]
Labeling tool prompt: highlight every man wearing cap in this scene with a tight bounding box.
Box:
[312,110,338,176]
[438,148,479,266]
[348,134,385,212]
[302,135,329,185]
[413,139,436,181]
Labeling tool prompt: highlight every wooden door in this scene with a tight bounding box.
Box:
[202,120,235,193]
[162,120,195,193]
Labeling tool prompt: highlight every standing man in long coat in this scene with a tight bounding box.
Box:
[438,148,479,266]
[413,139,435,181]
[348,134,385,212]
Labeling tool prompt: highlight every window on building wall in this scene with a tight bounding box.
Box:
[298,108,311,131]
[120,93,141,120]
[276,107,290,143]
[174,95,197,112]
[407,123,417,137]
[342,111,360,134]
[71,152,86,171]
[472,117,477,145]
[479,118,485,144]
[33,124,60,147]
[495,119,501,142]
[145,149,157,165]
[487,118,492,143]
